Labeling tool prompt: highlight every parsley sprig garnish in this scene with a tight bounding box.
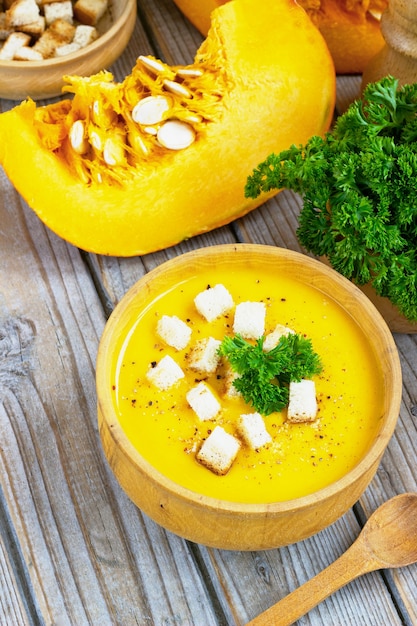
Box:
[245,76,417,321]
[218,333,322,416]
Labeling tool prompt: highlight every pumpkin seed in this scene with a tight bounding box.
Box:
[89,128,103,151]
[368,9,383,19]
[132,95,170,125]
[176,68,203,78]
[127,132,150,156]
[143,126,158,136]
[138,55,167,75]
[91,99,117,128]
[163,79,192,99]
[180,113,203,124]
[103,137,125,166]
[157,120,195,150]
[69,120,89,155]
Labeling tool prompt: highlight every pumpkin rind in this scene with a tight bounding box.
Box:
[0,0,335,256]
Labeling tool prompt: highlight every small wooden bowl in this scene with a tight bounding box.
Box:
[357,283,417,334]
[0,0,136,101]
[319,256,417,334]
[96,244,402,550]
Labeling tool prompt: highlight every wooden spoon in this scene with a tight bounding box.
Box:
[248,493,417,626]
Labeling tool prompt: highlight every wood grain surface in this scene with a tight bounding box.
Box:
[0,1,416,624]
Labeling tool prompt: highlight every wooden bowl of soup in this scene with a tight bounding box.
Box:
[0,0,136,100]
[96,244,402,550]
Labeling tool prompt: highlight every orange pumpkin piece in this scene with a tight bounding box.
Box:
[300,0,388,74]
[173,0,388,74]
[0,0,335,256]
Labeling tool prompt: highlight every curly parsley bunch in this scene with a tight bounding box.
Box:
[245,76,417,322]
[218,333,322,416]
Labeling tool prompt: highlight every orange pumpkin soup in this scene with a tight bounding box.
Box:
[111,264,384,504]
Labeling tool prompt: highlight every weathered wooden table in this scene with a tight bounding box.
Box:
[1,1,416,624]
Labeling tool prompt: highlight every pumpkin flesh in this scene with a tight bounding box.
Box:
[0,0,335,256]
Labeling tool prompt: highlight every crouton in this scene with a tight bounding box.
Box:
[287,379,318,423]
[33,17,74,57]
[18,15,45,37]
[0,12,13,39]
[145,355,184,391]
[0,30,29,59]
[54,40,79,55]
[263,324,295,352]
[54,23,97,55]
[73,0,107,25]
[196,426,240,475]
[233,301,266,339]
[5,0,39,27]
[49,15,74,37]
[43,0,73,25]
[14,44,43,59]
[72,22,97,46]
[238,412,272,449]
[186,381,221,421]
[222,365,241,398]
[32,29,60,57]
[194,283,234,322]
[38,0,73,5]
[157,315,192,351]
[187,336,221,374]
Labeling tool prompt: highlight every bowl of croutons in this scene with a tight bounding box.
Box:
[0,0,136,100]
[96,244,402,550]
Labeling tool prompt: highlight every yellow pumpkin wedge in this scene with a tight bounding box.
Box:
[0,0,335,256]
[173,0,388,75]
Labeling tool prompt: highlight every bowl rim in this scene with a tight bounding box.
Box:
[96,243,402,514]
[0,0,136,69]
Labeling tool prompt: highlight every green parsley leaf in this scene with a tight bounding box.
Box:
[218,333,322,416]
[233,370,289,417]
[245,76,417,321]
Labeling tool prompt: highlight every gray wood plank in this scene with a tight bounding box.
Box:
[231,196,417,625]
[84,2,417,624]
[197,515,405,625]
[0,1,416,625]
[0,167,223,624]
[0,499,35,626]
